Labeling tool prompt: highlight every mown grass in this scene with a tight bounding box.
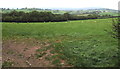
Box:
[2,18,118,67]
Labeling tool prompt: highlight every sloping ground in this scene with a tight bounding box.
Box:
[2,38,70,67]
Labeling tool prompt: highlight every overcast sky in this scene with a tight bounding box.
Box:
[0,0,119,10]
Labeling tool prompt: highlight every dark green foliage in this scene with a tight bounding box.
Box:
[2,10,105,22]
[112,19,120,39]
[111,12,120,66]
[2,11,67,22]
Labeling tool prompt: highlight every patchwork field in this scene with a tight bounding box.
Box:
[2,18,118,67]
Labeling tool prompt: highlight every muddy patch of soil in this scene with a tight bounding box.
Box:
[2,38,54,67]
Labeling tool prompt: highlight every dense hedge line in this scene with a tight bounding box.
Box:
[2,10,113,22]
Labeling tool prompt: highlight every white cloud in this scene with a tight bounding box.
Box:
[0,0,119,10]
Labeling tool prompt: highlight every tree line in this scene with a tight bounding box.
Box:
[2,10,114,22]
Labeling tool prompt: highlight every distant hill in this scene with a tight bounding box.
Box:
[1,7,118,16]
[50,7,118,11]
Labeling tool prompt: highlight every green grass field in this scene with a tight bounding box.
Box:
[99,12,118,16]
[2,18,118,67]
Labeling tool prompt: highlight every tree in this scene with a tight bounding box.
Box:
[63,13,71,20]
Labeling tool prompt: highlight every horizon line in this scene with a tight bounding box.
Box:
[0,7,118,10]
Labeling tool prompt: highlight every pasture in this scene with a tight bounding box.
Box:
[2,18,118,67]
